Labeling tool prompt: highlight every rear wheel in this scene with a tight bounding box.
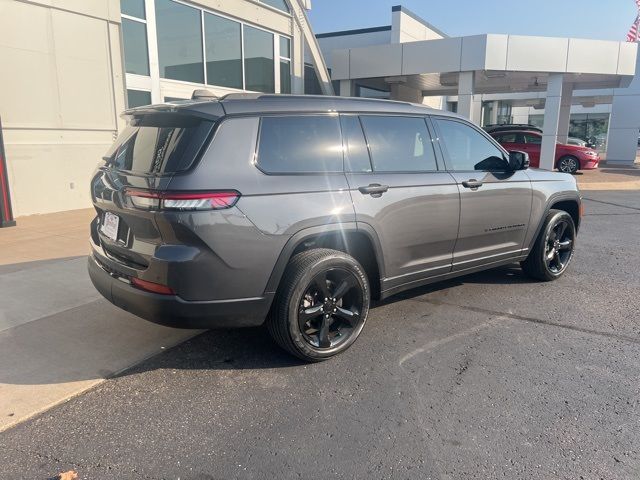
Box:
[521,209,576,281]
[267,248,370,362]
[557,156,580,174]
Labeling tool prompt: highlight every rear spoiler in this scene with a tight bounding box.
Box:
[122,101,226,122]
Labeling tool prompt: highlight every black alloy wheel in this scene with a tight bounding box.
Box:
[521,209,576,281]
[267,248,370,362]
[298,268,363,349]
[544,217,574,275]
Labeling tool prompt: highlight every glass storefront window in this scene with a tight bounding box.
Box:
[204,13,242,89]
[156,0,204,83]
[261,0,290,13]
[279,37,291,94]
[122,19,149,76]
[244,25,274,93]
[127,89,151,108]
[121,0,145,19]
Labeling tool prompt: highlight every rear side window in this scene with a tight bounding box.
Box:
[258,115,343,173]
[107,114,215,174]
[359,116,437,172]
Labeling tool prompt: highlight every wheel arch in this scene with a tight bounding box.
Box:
[264,223,385,300]
[527,192,582,251]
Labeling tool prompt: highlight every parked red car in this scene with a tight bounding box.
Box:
[490,130,600,174]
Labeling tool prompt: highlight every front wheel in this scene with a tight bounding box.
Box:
[267,248,370,362]
[521,209,576,281]
[557,156,580,174]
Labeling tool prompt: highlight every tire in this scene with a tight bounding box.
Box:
[266,248,370,362]
[557,156,580,174]
[521,209,576,281]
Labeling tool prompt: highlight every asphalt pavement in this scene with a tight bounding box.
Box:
[1,190,639,480]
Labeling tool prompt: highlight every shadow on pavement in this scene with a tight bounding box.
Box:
[0,264,535,386]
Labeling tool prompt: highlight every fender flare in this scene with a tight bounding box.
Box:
[527,191,582,251]
[263,222,385,295]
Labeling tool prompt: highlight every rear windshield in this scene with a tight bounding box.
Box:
[105,113,215,174]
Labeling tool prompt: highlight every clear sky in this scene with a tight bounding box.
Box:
[308,0,637,42]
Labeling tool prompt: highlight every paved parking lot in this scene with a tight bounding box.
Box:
[1,190,639,479]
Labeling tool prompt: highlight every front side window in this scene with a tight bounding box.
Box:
[258,116,343,173]
[359,116,437,172]
[435,119,508,171]
[122,18,149,75]
[155,0,204,83]
[244,26,275,93]
[204,13,242,89]
[495,132,518,143]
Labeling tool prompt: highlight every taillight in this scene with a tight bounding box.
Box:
[125,189,240,211]
[131,277,175,295]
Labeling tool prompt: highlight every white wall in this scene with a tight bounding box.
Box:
[607,48,640,164]
[0,0,124,217]
[317,29,392,70]
[391,7,444,43]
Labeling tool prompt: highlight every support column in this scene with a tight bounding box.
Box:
[540,74,565,170]
[390,84,424,103]
[557,83,574,144]
[490,101,499,125]
[339,80,355,97]
[471,94,483,126]
[457,72,476,122]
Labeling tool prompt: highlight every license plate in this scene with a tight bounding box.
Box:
[101,212,120,241]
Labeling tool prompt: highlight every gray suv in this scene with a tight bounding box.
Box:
[89,94,581,361]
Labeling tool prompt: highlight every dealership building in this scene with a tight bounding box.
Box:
[0,0,638,217]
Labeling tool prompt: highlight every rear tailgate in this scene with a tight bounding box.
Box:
[91,111,217,271]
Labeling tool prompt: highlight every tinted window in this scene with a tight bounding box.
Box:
[244,26,274,93]
[108,114,214,174]
[258,116,342,173]
[121,0,145,18]
[524,133,542,144]
[261,0,290,12]
[127,89,151,108]
[340,116,371,172]
[495,132,518,143]
[122,19,149,75]
[360,116,437,172]
[204,13,242,89]
[156,0,204,83]
[435,119,508,171]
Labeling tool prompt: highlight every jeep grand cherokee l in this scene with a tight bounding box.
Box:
[89,94,581,362]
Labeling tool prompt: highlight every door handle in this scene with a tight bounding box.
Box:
[462,179,483,189]
[358,184,389,197]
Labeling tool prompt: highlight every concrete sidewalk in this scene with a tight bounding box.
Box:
[0,209,199,432]
[577,164,640,190]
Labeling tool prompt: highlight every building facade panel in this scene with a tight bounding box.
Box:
[0,0,325,216]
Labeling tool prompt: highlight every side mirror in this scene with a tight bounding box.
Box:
[508,151,530,170]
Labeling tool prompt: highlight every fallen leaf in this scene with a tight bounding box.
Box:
[58,471,78,480]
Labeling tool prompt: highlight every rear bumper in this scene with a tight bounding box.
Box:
[88,254,272,329]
